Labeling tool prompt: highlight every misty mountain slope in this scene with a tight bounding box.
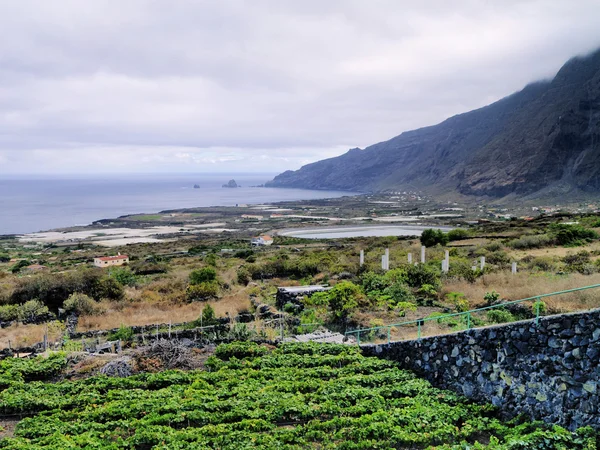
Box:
[267,49,600,199]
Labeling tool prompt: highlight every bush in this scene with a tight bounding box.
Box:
[193,304,219,327]
[11,260,30,273]
[233,249,254,259]
[108,325,134,342]
[446,292,469,312]
[328,281,363,321]
[360,271,388,295]
[131,261,168,275]
[549,223,598,247]
[527,257,557,272]
[0,304,18,322]
[186,281,219,301]
[383,282,416,306]
[420,229,449,247]
[236,267,251,285]
[109,268,138,287]
[63,293,101,316]
[486,250,510,266]
[17,300,50,322]
[507,234,552,250]
[0,254,10,263]
[398,264,441,290]
[189,267,217,285]
[447,229,470,241]
[484,291,501,305]
[487,309,514,324]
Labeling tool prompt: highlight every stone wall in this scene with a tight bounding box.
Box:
[362,309,600,430]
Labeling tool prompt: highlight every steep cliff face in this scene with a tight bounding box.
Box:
[267,49,600,199]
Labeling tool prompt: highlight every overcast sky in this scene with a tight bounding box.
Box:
[1,0,600,175]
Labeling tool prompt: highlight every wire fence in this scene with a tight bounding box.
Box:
[345,283,600,345]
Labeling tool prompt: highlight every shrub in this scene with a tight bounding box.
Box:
[487,309,514,324]
[193,304,219,327]
[420,229,449,247]
[446,292,469,312]
[527,256,557,272]
[486,250,510,266]
[484,241,503,252]
[484,291,500,305]
[11,260,30,273]
[0,304,18,322]
[532,300,547,315]
[131,261,168,275]
[328,281,362,321]
[17,300,50,322]
[507,234,552,250]
[400,264,441,290]
[383,282,416,306]
[394,301,417,317]
[0,254,10,263]
[447,229,470,241]
[186,281,219,301]
[447,262,482,283]
[549,223,598,247]
[189,267,217,285]
[109,267,138,287]
[62,293,101,316]
[108,325,134,342]
[236,267,251,285]
[360,271,388,294]
[233,249,254,259]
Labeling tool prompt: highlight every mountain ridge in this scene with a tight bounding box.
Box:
[266,48,600,200]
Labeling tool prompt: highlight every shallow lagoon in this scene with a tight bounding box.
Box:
[278,225,453,239]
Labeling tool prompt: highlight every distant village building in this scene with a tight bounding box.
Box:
[94,254,129,268]
[241,214,264,220]
[251,235,273,246]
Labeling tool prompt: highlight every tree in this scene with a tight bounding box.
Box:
[420,229,449,247]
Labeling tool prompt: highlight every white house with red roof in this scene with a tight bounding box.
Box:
[251,235,273,246]
[94,254,129,268]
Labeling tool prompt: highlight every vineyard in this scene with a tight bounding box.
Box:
[0,343,597,449]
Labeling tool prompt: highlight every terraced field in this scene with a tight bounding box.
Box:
[0,343,596,449]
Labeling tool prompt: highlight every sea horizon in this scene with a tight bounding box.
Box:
[0,173,354,235]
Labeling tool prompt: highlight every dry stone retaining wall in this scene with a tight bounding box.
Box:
[362,309,600,430]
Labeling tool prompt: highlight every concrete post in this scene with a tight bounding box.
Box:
[381,255,386,271]
[512,262,517,274]
[407,253,412,264]
[359,250,364,266]
[421,246,426,264]
[480,256,485,271]
[445,250,450,267]
[385,248,390,270]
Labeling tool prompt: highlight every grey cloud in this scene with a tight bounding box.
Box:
[0,0,600,173]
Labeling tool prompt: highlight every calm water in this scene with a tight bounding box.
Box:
[279,225,453,239]
[0,174,353,235]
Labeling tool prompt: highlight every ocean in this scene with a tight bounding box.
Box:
[0,173,353,235]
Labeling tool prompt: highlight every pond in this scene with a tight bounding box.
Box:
[278,225,453,239]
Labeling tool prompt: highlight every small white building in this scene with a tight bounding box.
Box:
[251,235,274,246]
[94,254,129,268]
